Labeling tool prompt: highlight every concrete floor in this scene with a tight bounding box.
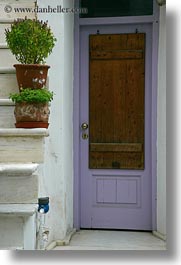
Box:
[53,230,166,250]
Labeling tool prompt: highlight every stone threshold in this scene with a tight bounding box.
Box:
[46,229,77,250]
[52,230,166,251]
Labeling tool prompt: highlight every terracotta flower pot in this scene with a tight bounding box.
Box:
[14,64,50,90]
[14,102,50,128]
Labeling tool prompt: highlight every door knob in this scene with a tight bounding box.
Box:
[81,122,88,130]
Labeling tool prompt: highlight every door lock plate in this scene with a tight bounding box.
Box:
[82,133,88,140]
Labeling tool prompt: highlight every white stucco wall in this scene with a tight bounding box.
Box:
[157,5,166,237]
[37,0,74,243]
[62,0,74,234]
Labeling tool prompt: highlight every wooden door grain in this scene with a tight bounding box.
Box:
[89,34,145,169]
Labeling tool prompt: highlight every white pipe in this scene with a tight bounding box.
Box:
[39,209,46,250]
[37,209,50,250]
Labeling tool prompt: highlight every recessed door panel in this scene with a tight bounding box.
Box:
[89,34,145,170]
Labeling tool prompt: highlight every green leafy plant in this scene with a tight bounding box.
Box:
[9,88,53,103]
[5,17,56,64]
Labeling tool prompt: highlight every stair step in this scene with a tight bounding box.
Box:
[0,163,38,176]
[0,19,14,23]
[0,128,49,163]
[0,99,14,106]
[0,204,38,216]
[0,67,16,74]
[0,128,49,137]
[0,49,18,68]
[0,22,11,44]
[0,204,37,249]
[0,102,15,128]
[0,44,8,48]
[0,73,18,98]
[0,163,39,204]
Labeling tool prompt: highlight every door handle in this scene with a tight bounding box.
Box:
[81,122,88,130]
[81,123,89,140]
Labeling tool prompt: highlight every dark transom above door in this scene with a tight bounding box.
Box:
[89,33,145,170]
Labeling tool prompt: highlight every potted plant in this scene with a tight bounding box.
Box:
[9,88,53,128]
[5,18,56,90]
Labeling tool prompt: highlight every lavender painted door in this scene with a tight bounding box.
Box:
[80,24,153,230]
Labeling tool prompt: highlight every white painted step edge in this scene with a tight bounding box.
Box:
[0,19,14,23]
[0,99,15,106]
[0,67,16,74]
[0,44,8,49]
[0,163,39,176]
[0,128,49,137]
[0,204,38,216]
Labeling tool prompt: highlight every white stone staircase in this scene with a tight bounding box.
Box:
[0,175,38,250]
[0,0,35,129]
[0,98,15,128]
[0,129,48,249]
[0,1,47,250]
[0,19,18,128]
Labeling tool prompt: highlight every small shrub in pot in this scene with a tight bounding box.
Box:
[5,18,56,90]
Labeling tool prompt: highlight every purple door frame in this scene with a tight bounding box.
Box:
[73,0,159,230]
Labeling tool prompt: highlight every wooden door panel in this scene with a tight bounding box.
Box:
[90,152,144,169]
[90,50,143,60]
[89,34,145,51]
[89,34,145,169]
[90,143,143,152]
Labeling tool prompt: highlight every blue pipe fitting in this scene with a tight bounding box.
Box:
[38,197,49,213]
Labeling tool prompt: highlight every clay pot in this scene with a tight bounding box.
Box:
[14,102,50,128]
[14,64,50,90]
